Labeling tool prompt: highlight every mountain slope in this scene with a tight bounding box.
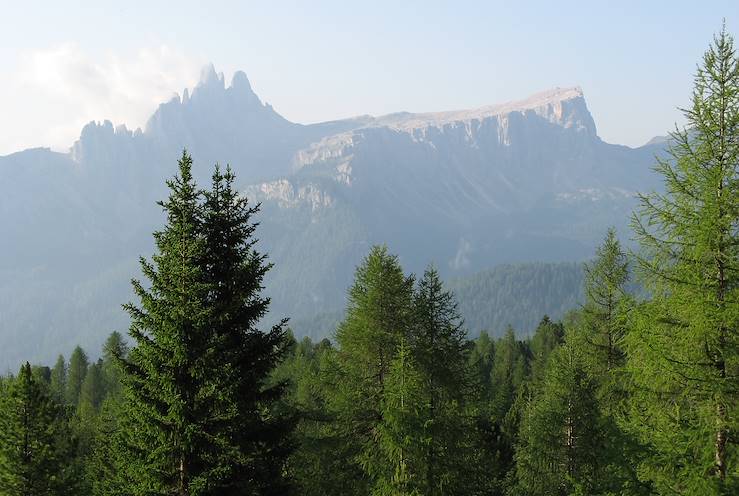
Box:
[0,65,666,369]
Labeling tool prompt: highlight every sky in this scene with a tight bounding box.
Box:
[1,1,737,155]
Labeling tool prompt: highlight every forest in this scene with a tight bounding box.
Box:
[1,29,739,496]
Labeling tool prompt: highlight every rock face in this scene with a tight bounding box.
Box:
[0,65,666,369]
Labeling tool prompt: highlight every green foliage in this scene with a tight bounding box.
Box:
[490,328,529,422]
[626,26,739,493]
[200,164,293,495]
[529,316,565,385]
[2,28,737,493]
[449,262,584,337]
[579,228,629,380]
[329,245,416,494]
[0,363,80,495]
[112,153,293,495]
[371,341,427,496]
[101,332,127,401]
[50,354,66,403]
[65,346,89,407]
[513,343,610,496]
[78,361,104,419]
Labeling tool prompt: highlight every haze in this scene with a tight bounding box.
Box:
[1,0,737,155]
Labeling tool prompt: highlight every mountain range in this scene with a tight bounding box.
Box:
[0,64,667,370]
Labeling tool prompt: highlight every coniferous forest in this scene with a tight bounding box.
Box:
[3,28,739,496]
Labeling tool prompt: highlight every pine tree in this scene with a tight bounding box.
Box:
[626,27,739,493]
[116,150,213,495]
[66,346,89,406]
[0,363,79,495]
[330,245,415,494]
[199,164,293,495]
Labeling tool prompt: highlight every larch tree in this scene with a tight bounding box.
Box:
[626,26,739,493]
[580,228,629,380]
[513,342,610,496]
[331,245,415,495]
[410,266,473,496]
[373,340,426,496]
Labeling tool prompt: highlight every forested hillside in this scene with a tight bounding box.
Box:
[449,262,584,337]
[289,262,584,342]
[1,27,739,496]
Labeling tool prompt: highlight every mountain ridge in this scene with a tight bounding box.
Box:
[0,64,668,370]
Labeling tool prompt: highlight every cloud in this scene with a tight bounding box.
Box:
[450,237,472,270]
[0,43,204,155]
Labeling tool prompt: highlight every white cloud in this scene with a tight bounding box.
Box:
[0,43,203,155]
[450,237,472,270]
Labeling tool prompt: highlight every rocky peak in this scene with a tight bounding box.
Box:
[366,86,597,137]
[144,64,283,140]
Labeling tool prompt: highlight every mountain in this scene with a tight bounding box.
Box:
[0,65,667,370]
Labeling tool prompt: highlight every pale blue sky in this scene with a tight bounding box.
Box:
[1,1,737,153]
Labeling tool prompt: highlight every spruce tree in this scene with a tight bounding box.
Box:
[0,363,78,496]
[626,27,739,492]
[116,150,212,495]
[200,164,293,495]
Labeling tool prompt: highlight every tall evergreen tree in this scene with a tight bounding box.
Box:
[330,245,415,494]
[66,346,89,407]
[490,328,528,422]
[580,228,629,379]
[116,150,213,495]
[410,266,473,495]
[468,332,494,404]
[626,27,739,493]
[200,164,293,495]
[0,363,78,496]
